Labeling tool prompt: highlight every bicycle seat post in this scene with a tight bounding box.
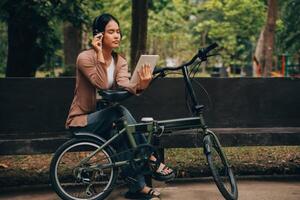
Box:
[124,120,138,148]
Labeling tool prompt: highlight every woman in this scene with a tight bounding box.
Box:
[65,13,174,199]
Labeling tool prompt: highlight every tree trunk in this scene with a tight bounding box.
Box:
[262,0,277,77]
[254,0,277,77]
[5,8,45,77]
[130,0,149,71]
[253,27,265,77]
[63,22,82,74]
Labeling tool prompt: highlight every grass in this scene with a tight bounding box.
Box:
[165,146,300,177]
[0,146,299,187]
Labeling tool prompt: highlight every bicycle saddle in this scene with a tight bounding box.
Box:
[98,89,132,102]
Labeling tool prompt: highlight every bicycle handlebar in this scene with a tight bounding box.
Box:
[201,42,218,57]
[153,43,218,75]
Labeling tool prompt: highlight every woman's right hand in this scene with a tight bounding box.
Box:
[92,33,105,63]
[92,33,103,53]
[138,64,153,90]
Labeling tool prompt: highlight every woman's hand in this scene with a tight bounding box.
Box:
[138,64,153,90]
[92,33,105,63]
[92,33,103,52]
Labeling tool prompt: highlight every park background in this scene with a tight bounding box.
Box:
[0,0,299,78]
[0,0,299,188]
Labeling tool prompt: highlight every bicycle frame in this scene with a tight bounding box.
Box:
[79,115,210,171]
[78,43,229,170]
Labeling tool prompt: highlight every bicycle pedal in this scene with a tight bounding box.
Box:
[86,190,92,197]
[82,178,91,184]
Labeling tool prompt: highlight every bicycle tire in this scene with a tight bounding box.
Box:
[50,137,118,200]
[204,132,238,200]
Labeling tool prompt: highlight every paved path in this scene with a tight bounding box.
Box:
[0,179,300,200]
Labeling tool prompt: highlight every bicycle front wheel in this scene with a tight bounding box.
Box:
[203,131,238,200]
[50,137,118,200]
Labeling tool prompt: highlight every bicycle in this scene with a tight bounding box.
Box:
[50,43,238,200]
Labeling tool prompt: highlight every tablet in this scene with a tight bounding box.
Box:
[130,55,159,84]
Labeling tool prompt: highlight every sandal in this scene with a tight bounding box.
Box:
[150,159,175,181]
[124,188,160,199]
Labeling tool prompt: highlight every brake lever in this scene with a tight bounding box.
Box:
[198,53,219,62]
[150,71,166,85]
[198,48,207,61]
[160,71,167,78]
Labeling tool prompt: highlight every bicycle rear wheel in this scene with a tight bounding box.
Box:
[203,130,238,200]
[50,137,118,200]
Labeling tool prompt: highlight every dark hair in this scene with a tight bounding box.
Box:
[92,13,121,37]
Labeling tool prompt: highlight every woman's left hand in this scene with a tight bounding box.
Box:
[137,64,153,89]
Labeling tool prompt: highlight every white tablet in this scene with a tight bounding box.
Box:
[130,55,159,84]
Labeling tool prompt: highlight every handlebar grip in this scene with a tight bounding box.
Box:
[153,66,164,75]
[203,43,218,55]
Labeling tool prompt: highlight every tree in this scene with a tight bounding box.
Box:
[254,0,278,77]
[4,1,48,77]
[130,0,149,70]
[61,1,106,76]
[2,0,293,77]
[194,0,265,72]
[63,22,82,74]
[277,0,300,57]
[147,0,193,64]
[0,0,90,77]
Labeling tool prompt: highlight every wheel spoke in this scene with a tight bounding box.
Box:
[50,139,117,200]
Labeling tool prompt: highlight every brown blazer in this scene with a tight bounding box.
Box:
[65,49,141,128]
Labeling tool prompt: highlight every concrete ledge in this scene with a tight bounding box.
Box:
[1,127,300,155]
[1,78,300,155]
[159,127,300,148]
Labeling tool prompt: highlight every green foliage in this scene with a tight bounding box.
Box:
[193,0,266,67]
[148,0,196,65]
[147,0,267,69]
[277,0,300,55]
[0,0,298,76]
[0,0,102,75]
